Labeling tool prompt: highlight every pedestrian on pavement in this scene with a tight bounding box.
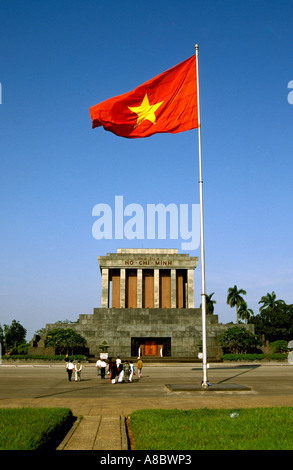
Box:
[124,360,130,382]
[129,361,135,382]
[118,361,124,382]
[111,361,118,383]
[116,356,121,368]
[100,359,107,379]
[95,358,102,377]
[74,361,83,381]
[107,357,113,378]
[66,360,74,382]
[107,357,117,383]
[137,357,143,378]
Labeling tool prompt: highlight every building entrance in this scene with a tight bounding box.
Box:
[131,337,171,357]
[144,340,159,356]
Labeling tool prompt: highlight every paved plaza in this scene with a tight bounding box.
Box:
[1,362,293,450]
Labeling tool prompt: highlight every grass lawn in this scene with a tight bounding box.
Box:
[129,407,293,450]
[0,408,74,450]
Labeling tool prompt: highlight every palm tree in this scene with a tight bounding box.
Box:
[227,285,247,324]
[238,300,254,323]
[200,292,216,315]
[258,291,285,312]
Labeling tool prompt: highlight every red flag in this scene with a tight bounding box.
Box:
[89,56,198,138]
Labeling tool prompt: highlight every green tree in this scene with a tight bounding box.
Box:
[250,303,293,342]
[258,291,285,312]
[238,300,254,324]
[0,324,4,344]
[2,320,27,349]
[200,292,216,315]
[45,328,87,355]
[218,326,261,354]
[227,285,247,324]
[0,324,4,355]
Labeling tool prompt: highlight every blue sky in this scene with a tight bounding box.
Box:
[1,0,293,341]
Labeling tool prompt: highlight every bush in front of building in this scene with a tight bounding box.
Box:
[218,326,262,355]
[44,328,87,355]
[221,353,287,361]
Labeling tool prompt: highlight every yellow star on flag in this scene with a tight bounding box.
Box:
[128,94,164,128]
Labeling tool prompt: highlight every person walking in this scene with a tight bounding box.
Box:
[137,357,143,378]
[95,358,102,377]
[107,357,117,383]
[124,360,130,382]
[66,360,74,382]
[129,361,135,382]
[107,357,113,379]
[100,359,107,379]
[116,356,121,368]
[74,361,83,381]
[118,361,124,382]
[111,361,118,384]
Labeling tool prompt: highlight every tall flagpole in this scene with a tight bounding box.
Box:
[195,44,208,387]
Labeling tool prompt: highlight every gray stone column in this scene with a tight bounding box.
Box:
[187,269,195,308]
[171,269,176,308]
[137,269,142,308]
[120,268,126,308]
[101,268,109,308]
[154,269,160,308]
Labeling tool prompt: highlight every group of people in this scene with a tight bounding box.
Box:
[96,356,143,384]
[65,359,83,382]
[65,356,143,384]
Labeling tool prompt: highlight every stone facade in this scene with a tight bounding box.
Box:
[44,248,254,360]
[28,334,55,356]
[52,308,234,359]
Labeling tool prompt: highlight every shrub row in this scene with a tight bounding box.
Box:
[1,354,87,361]
[221,353,288,361]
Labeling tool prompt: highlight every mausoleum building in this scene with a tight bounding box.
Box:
[42,248,250,360]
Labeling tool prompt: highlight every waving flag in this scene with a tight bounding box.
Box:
[89,56,198,138]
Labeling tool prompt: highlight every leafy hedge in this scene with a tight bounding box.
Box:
[2,354,87,361]
[221,353,288,361]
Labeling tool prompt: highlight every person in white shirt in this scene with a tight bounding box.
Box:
[116,356,121,367]
[66,360,74,382]
[118,361,124,382]
[95,358,102,377]
[129,361,135,382]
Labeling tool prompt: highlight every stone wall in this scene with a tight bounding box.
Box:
[46,308,255,360]
[28,334,55,355]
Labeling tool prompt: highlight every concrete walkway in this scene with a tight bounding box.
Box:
[57,414,127,450]
[1,362,293,450]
